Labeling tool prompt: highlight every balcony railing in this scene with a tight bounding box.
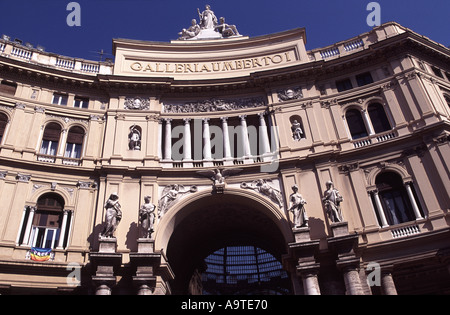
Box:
[391,224,420,239]
[352,130,398,148]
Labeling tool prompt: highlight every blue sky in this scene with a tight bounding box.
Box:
[0,0,448,61]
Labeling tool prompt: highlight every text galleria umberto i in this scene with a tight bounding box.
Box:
[0,6,449,295]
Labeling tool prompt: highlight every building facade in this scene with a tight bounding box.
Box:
[0,17,449,295]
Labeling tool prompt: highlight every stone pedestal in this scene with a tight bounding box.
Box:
[330,221,349,237]
[89,237,122,295]
[137,238,155,254]
[288,226,321,295]
[327,222,364,295]
[130,238,161,295]
[292,226,312,243]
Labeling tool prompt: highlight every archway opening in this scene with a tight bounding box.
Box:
[164,192,292,295]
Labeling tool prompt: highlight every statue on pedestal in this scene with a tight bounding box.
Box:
[100,193,122,238]
[139,196,156,238]
[198,5,218,30]
[288,185,308,228]
[322,181,344,223]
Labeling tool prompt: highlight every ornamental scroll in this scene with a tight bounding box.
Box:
[163,97,265,113]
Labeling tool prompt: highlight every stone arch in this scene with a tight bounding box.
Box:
[154,187,293,294]
[29,186,73,209]
[366,163,412,189]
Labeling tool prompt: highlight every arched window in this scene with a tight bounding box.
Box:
[64,126,84,159]
[368,103,391,134]
[40,123,61,156]
[0,112,8,144]
[29,193,64,249]
[346,109,368,139]
[375,172,416,225]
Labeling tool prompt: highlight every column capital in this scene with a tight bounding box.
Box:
[183,118,191,124]
[239,114,247,120]
[202,118,210,123]
[164,118,173,123]
[220,116,229,122]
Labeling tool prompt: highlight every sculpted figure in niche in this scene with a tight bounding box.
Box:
[198,5,218,29]
[215,17,240,37]
[100,193,122,238]
[291,120,304,141]
[322,181,344,223]
[289,185,308,228]
[139,196,156,238]
[178,19,201,40]
[128,125,141,151]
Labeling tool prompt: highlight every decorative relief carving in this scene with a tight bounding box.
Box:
[158,184,198,218]
[240,179,284,208]
[124,97,150,110]
[163,97,266,113]
[277,87,303,102]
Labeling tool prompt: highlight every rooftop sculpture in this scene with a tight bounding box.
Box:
[178,5,241,40]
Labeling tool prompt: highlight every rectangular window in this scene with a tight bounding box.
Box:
[52,93,68,106]
[356,72,374,87]
[0,80,17,96]
[30,226,60,249]
[73,97,89,109]
[64,143,82,159]
[431,66,443,78]
[40,140,58,156]
[336,78,353,92]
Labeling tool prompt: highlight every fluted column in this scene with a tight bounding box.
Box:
[183,118,192,161]
[203,118,212,161]
[163,119,172,161]
[405,182,423,220]
[221,117,232,161]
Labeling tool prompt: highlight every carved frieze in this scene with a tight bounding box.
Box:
[163,97,266,113]
[277,87,303,102]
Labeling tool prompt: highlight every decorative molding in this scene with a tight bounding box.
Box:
[16,174,31,182]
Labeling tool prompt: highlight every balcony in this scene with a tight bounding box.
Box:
[351,130,398,148]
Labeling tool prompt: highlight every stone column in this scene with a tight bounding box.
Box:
[22,206,36,246]
[362,109,375,135]
[381,271,398,295]
[163,118,172,161]
[300,269,321,295]
[56,209,69,249]
[405,182,423,220]
[221,117,232,161]
[258,113,271,156]
[202,118,212,161]
[157,119,163,159]
[16,206,28,245]
[183,118,192,161]
[371,189,389,227]
[342,264,365,295]
[239,115,251,158]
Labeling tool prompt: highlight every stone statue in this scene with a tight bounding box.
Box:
[100,193,122,238]
[289,185,308,228]
[215,17,240,37]
[128,125,141,150]
[178,19,201,40]
[198,5,218,29]
[197,168,243,193]
[139,196,156,238]
[322,181,344,223]
[158,184,198,218]
[241,179,284,208]
[291,120,303,141]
